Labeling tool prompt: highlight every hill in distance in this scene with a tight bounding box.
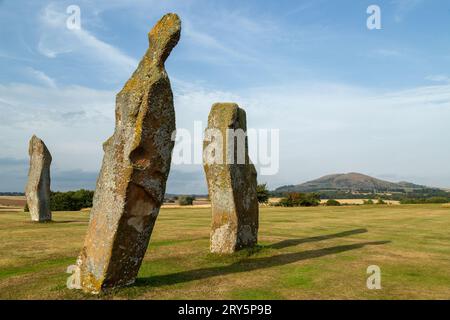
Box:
[275,172,428,193]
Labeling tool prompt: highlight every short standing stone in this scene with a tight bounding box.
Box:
[25,135,52,222]
[72,13,181,294]
[203,103,259,254]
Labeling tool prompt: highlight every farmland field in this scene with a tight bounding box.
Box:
[0,196,26,211]
[0,205,449,299]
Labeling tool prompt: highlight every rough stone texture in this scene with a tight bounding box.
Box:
[203,103,259,254]
[74,13,181,294]
[25,135,52,222]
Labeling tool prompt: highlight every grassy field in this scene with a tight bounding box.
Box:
[0,205,449,299]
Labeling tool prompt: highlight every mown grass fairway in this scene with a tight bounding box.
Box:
[0,205,449,299]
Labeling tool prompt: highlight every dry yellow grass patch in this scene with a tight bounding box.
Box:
[0,196,26,208]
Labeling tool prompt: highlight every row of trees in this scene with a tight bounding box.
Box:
[323,198,388,206]
[278,188,450,202]
[50,190,94,211]
[276,192,321,207]
[177,195,195,206]
[172,184,272,206]
[399,197,450,204]
[23,184,449,212]
[25,189,94,212]
[0,192,24,196]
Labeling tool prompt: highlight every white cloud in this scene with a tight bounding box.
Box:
[172,80,450,189]
[37,3,137,76]
[284,1,319,17]
[179,7,280,66]
[182,19,258,64]
[2,77,450,191]
[25,67,57,88]
[425,74,450,84]
[0,82,115,172]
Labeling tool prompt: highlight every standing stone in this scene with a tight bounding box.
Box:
[25,135,52,222]
[73,13,181,294]
[203,103,259,254]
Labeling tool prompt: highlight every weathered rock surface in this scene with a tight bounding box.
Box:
[203,103,259,254]
[25,135,52,222]
[73,13,181,293]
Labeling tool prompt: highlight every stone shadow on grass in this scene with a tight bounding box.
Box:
[28,220,85,224]
[135,240,390,288]
[268,228,368,250]
[53,220,86,224]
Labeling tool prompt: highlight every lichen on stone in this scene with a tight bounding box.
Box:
[73,13,181,294]
[203,103,259,254]
[25,135,52,222]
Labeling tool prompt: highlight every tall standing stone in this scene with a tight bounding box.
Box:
[25,135,52,222]
[73,13,181,294]
[203,103,259,254]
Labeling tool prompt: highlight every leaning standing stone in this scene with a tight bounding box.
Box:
[73,13,181,294]
[203,103,259,254]
[25,135,52,222]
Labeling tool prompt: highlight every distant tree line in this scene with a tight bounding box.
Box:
[0,192,25,196]
[271,188,450,204]
[21,185,449,212]
[177,195,195,206]
[257,183,270,204]
[25,190,95,212]
[324,199,341,206]
[50,190,94,211]
[276,193,321,207]
[389,189,450,200]
[399,197,450,204]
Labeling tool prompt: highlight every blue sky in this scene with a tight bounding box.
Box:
[1,0,450,193]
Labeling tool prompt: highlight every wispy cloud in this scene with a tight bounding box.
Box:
[1,0,450,191]
[179,6,282,66]
[172,79,450,189]
[37,3,137,76]
[25,67,57,88]
[0,82,115,173]
[182,18,260,65]
[425,74,450,84]
[183,21,251,62]
[374,48,402,57]
[2,75,450,191]
[0,157,100,192]
[392,0,424,22]
[284,1,319,17]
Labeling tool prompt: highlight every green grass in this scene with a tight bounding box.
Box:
[0,205,449,299]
